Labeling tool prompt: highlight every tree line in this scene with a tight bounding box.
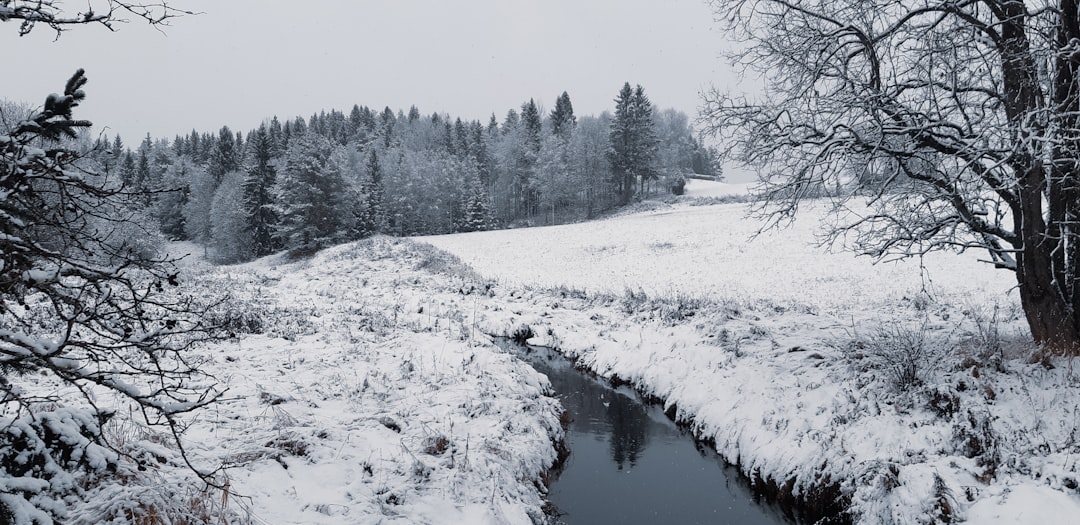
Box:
[90,84,720,263]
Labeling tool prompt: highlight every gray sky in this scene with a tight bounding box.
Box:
[5,0,754,179]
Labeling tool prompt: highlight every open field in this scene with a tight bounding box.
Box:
[423,191,1014,312]
[420,193,1080,524]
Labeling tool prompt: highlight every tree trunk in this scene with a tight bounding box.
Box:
[1015,193,1080,356]
[1016,265,1080,356]
[999,2,1080,356]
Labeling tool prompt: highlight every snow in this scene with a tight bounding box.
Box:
[418,198,1080,523]
[967,484,1080,524]
[159,239,564,524]
[422,200,1010,311]
[681,178,754,198]
[15,196,1080,523]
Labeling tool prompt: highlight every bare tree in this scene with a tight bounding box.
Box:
[702,0,1080,356]
[1,4,224,521]
[0,0,192,36]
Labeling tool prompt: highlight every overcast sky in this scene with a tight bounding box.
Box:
[4,0,755,179]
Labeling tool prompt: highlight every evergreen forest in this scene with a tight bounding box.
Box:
[90,84,720,263]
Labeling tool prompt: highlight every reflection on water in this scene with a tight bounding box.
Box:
[502,341,797,525]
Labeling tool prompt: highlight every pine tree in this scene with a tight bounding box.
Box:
[516,99,543,218]
[135,133,152,192]
[187,130,200,161]
[207,125,240,185]
[242,124,279,256]
[550,91,576,138]
[502,108,519,132]
[470,120,492,187]
[454,118,469,157]
[521,99,542,152]
[268,116,284,156]
[608,82,659,204]
[150,140,173,191]
[155,157,194,240]
[274,132,353,252]
[119,151,137,188]
[381,106,396,147]
[356,150,385,237]
[348,105,364,139]
[459,171,493,232]
[183,163,215,247]
[172,134,186,157]
[630,85,659,195]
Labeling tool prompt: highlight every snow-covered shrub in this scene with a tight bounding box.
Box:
[617,288,731,325]
[683,194,756,206]
[68,416,243,525]
[0,407,115,523]
[408,240,481,281]
[511,323,535,344]
[857,323,948,390]
[960,301,1026,371]
[1,71,225,522]
[205,305,266,335]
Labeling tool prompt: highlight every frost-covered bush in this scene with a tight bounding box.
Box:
[0,407,115,523]
[408,239,482,281]
[856,323,948,390]
[2,70,224,521]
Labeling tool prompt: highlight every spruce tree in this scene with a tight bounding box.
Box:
[521,99,542,152]
[155,157,194,240]
[356,150,385,237]
[119,151,137,188]
[608,82,659,203]
[516,99,543,218]
[630,85,659,195]
[381,106,396,147]
[459,172,493,232]
[273,132,353,252]
[207,125,240,185]
[135,134,152,193]
[550,91,576,137]
[241,124,279,256]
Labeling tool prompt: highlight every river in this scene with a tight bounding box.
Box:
[497,340,800,525]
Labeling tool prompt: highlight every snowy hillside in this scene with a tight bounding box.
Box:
[56,239,565,524]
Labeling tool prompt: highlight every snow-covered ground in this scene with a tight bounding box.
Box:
[682,177,754,198]
[44,196,1078,524]
[423,200,1011,312]
[65,240,565,524]
[419,198,1080,523]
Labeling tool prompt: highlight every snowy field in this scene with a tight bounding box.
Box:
[423,197,1013,312]
[682,177,755,198]
[59,240,565,524]
[48,195,1078,524]
[419,196,1080,523]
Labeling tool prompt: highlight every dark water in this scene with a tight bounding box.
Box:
[500,341,797,525]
